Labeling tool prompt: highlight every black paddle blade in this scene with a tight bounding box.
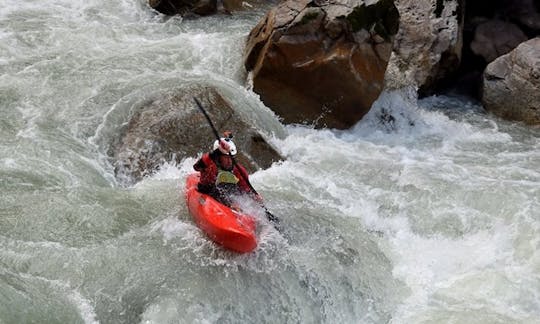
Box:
[265,210,279,223]
[265,210,281,231]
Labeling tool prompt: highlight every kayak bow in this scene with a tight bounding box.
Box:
[185,173,257,253]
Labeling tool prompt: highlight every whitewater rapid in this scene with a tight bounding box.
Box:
[1,0,539,323]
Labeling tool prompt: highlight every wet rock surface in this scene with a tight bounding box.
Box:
[482,38,540,125]
[244,0,399,129]
[112,85,283,184]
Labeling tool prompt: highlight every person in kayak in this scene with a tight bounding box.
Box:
[193,131,261,207]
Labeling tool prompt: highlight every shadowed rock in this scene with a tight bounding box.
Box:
[384,0,464,93]
[500,0,540,33]
[148,0,275,16]
[471,20,527,63]
[244,0,399,129]
[112,85,283,185]
[149,0,217,16]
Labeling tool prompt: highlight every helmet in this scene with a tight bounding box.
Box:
[213,137,237,156]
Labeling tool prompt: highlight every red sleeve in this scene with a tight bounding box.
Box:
[193,158,205,171]
[234,164,252,194]
[193,153,211,171]
[195,153,218,187]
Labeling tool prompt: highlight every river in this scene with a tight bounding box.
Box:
[1,1,539,323]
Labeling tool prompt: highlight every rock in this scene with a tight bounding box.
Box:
[482,38,540,125]
[244,0,399,129]
[112,85,283,185]
[500,0,540,33]
[221,0,278,13]
[471,20,528,63]
[149,0,217,16]
[384,0,464,92]
[221,0,242,11]
[148,0,275,16]
[192,0,217,15]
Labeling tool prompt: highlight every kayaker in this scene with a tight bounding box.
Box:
[193,131,262,207]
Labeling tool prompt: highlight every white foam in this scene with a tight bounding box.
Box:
[68,290,100,324]
[151,216,198,242]
[148,159,194,181]
[2,1,539,321]
[14,272,99,324]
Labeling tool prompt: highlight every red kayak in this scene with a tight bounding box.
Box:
[185,172,257,253]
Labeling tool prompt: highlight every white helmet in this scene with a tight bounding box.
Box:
[213,137,237,156]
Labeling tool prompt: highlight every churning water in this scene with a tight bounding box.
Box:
[1,1,539,323]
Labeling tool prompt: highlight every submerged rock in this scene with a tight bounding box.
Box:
[112,85,283,185]
[482,38,540,125]
[244,0,399,129]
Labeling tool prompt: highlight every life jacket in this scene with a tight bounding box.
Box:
[216,169,239,186]
[195,152,251,193]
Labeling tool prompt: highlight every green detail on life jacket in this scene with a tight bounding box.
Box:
[216,170,239,186]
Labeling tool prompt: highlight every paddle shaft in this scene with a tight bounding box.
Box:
[192,97,279,224]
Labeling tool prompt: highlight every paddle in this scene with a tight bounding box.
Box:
[192,97,280,227]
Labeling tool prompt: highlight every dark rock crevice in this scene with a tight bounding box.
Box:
[426,0,539,99]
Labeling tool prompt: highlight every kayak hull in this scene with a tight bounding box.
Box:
[185,173,257,253]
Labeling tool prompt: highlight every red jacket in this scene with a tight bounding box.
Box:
[193,152,252,194]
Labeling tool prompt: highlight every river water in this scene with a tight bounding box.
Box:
[1,1,539,323]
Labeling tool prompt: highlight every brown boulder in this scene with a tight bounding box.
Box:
[244,0,399,129]
[112,85,283,185]
[482,38,540,125]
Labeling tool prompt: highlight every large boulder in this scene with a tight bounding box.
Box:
[244,0,399,129]
[112,85,283,185]
[482,37,540,125]
[384,0,464,92]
